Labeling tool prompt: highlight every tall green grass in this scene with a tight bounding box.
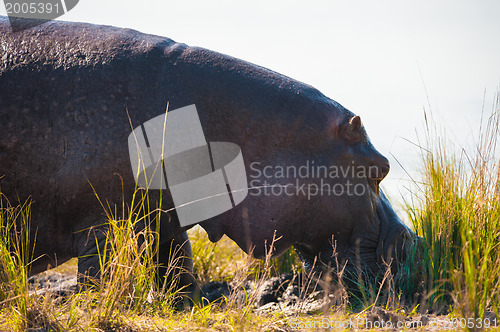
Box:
[0,195,33,331]
[406,103,500,319]
[86,186,186,328]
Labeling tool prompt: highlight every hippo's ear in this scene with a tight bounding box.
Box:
[342,115,365,142]
[349,115,362,132]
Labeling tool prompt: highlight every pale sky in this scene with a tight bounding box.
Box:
[3,1,500,209]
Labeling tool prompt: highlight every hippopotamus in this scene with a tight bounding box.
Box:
[0,17,412,290]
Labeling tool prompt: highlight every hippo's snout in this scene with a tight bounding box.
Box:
[368,153,390,181]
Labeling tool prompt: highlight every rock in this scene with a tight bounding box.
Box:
[200,281,231,304]
[28,272,77,297]
[254,274,293,306]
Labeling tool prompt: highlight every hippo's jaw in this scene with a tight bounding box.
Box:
[294,188,413,280]
[368,178,382,195]
[373,190,413,272]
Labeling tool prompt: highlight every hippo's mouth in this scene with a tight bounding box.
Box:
[368,178,382,195]
[294,187,414,280]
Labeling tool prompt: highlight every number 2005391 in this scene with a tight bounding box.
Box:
[5,2,62,15]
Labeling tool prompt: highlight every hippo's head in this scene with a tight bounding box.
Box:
[200,106,413,279]
[290,112,413,277]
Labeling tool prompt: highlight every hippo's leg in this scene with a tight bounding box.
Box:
[157,232,198,301]
[75,225,198,303]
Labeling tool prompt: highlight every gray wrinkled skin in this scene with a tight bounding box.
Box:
[0,17,412,285]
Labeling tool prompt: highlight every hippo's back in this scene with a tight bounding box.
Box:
[0,17,182,191]
[0,16,178,71]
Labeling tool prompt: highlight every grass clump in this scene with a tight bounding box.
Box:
[0,195,33,331]
[86,186,188,327]
[405,101,500,319]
